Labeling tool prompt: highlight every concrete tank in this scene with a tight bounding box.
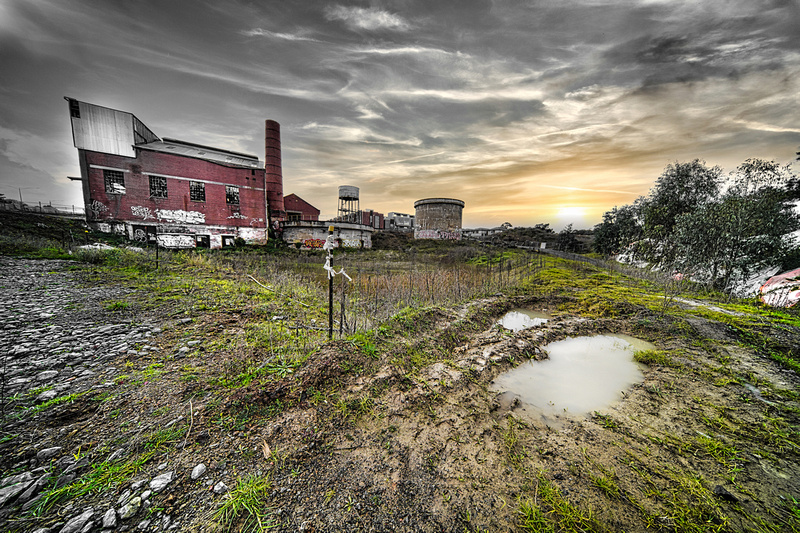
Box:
[414,198,465,240]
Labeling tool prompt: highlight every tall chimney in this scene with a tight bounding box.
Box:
[265,119,285,222]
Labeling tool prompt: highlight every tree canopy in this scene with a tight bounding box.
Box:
[594,158,800,292]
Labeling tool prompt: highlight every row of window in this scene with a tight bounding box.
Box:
[103,170,240,205]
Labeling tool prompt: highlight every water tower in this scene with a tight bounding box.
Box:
[338,185,360,223]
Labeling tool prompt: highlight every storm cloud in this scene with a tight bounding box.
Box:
[1,0,798,228]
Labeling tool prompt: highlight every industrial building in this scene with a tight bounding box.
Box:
[414,198,464,240]
[282,186,377,249]
[360,209,384,229]
[386,212,415,231]
[65,97,285,249]
[284,193,320,221]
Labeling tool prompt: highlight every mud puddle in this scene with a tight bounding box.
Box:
[496,308,550,332]
[490,334,653,426]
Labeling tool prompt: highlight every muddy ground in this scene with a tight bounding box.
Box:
[1,257,799,532]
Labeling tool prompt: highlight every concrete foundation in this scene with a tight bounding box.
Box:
[281,221,373,250]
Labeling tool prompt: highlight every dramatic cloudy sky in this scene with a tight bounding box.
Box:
[1,0,799,229]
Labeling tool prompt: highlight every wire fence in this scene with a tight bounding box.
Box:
[0,201,85,216]
[214,250,551,337]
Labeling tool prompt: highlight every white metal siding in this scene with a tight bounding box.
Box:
[71,102,135,157]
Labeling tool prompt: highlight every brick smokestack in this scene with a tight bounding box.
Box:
[265,119,285,222]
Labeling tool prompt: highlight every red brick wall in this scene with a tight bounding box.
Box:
[83,149,268,228]
[265,120,285,219]
[284,193,320,221]
[360,210,384,229]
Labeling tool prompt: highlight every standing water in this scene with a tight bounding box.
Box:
[490,334,654,425]
[496,309,550,332]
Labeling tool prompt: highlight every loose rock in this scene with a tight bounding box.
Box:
[191,464,207,480]
[58,508,93,533]
[150,471,174,492]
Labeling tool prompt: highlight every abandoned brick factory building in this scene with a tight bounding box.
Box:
[65,97,285,249]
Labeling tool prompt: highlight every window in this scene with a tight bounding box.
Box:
[69,99,80,118]
[189,181,205,202]
[149,175,168,198]
[226,185,239,205]
[103,169,125,194]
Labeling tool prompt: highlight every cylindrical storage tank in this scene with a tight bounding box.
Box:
[414,198,465,240]
[338,185,359,200]
[265,119,285,221]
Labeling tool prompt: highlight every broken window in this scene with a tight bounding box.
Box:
[103,170,125,194]
[149,175,168,198]
[226,185,239,205]
[189,181,205,202]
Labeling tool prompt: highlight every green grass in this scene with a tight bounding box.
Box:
[31,454,144,516]
[590,473,621,500]
[143,426,187,450]
[592,412,619,429]
[213,474,276,532]
[634,349,682,368]
[695,434,741,467]
[20,392,85,418]
[518,471,603,532]
[104,300,130,311]
[31,424,188,516]
[518,498,555,533]
[334,395,375,421]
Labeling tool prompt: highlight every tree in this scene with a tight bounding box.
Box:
[673,159,800,290]
[556,224,580,252]
[593,202,644,256]
[639,159,722,266]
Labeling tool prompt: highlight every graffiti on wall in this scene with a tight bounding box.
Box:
[227,213,248,220]
[157,234,196,249]
[131,206,154,220]
[417,229,461,240]
[133,229,148,242]
[302,238,326,249]
[97,223,111,233]
[341,239,362,248]
[155,209,205,224]
[89,200,108,217]
[238,227,267,245]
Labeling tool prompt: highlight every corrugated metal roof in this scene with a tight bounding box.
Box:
[137,138,263,169]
